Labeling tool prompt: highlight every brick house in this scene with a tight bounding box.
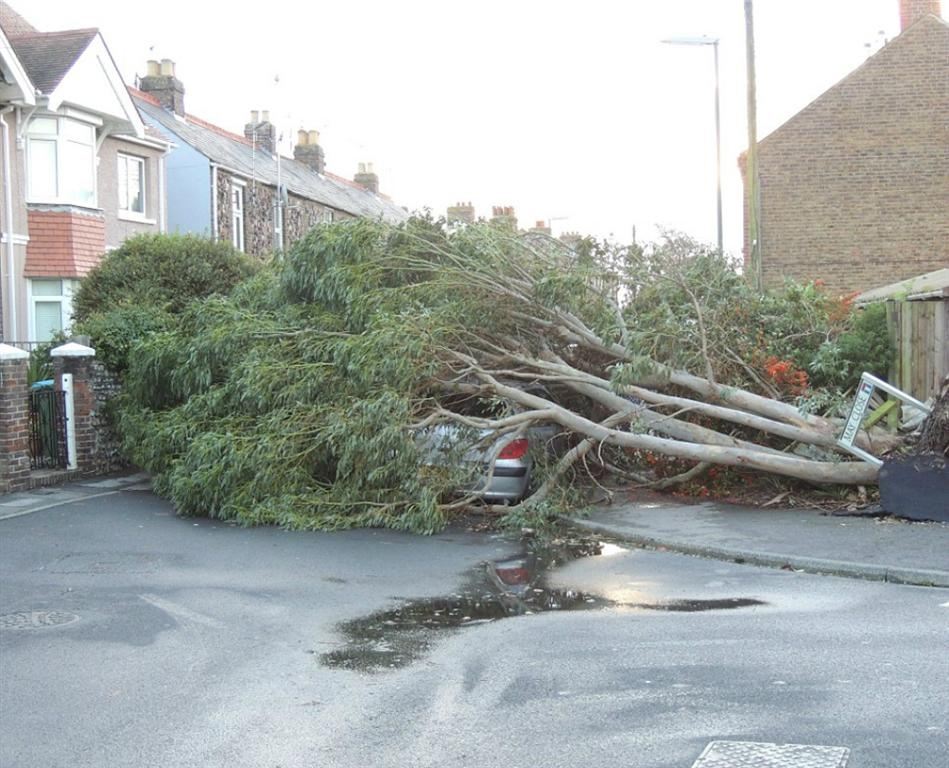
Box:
[0,2,170,343]
[132,65,406,258]
[742,0,948,295]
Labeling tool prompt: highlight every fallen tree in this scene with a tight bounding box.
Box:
[98,218,898,531]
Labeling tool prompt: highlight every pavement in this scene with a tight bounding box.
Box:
[3,472,948,589]
[566,492,949,588]
[0,471,153,522]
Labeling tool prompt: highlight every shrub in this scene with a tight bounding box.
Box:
[76,305,174,375]
[73,233,260,323]
[73,234,260,374]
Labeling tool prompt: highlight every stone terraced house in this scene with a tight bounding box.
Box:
[132,65,406,259]
[742,0,948,295]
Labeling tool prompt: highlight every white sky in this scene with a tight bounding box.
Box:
[22,0,907,254]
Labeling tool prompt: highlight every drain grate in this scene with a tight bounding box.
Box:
[691,741,850,768]
[0,611,80,630]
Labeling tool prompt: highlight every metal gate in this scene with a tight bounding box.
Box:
[29,388,68,470]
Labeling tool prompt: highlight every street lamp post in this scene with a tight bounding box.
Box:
[661,36,723,255]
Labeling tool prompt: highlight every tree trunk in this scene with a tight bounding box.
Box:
[915,377,949,456]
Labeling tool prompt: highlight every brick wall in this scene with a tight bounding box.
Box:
[25,208,106,278]
[743,16,949,295]
[0,357,30,493]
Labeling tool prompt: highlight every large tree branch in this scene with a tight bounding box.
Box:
[466,370,879,485]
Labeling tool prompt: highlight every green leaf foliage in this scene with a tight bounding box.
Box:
[115,218,538,532]
[620,233,891,398]
[74,233,260,321]
[100,221,891,533]
[73,233,260,376]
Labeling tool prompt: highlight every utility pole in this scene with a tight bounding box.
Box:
[745,0,762,291]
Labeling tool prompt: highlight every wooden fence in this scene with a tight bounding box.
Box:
[887,298,949,402]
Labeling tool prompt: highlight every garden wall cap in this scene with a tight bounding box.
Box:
[50,342,96,358]
[0,343,29,361]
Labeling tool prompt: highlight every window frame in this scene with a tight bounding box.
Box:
[25,115,98,208]
[231,180,246,252]
[117,152,147,219]
[28,278,77,343]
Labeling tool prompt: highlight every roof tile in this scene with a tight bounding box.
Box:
[9,28,98,94]
[133,95,407,223]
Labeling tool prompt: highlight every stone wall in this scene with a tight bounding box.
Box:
[88,360,127,475]
[744,16,949,295]
[215,170,353,259]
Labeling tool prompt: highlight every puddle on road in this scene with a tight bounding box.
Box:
[320,537,766,673]
[639,597,765,612]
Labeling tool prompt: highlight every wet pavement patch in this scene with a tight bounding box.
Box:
[320,537,766,673]
[638,598,765,612]
[321,537,610,672]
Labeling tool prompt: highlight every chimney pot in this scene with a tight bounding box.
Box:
[245,113,276,154]
[293,131,326,174]
[261,110,270,124]
[446,201,476,225]
[354,162,380,194]
[139,59,186,116]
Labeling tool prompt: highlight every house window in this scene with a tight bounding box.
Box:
[274,186,285,252]
[30,279,76,342]
[231,183,245,251]
[118,154,146,216]
[26,116,96,207]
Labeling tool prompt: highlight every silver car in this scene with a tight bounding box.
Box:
[421,395,559,503]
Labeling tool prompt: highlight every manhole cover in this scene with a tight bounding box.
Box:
[692,741,850,768]
[0,611,80,630]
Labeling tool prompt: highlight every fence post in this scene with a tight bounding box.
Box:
[0,343,31,494]
[52,342,96,474]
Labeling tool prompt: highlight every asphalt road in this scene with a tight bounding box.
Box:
[1,489,946,768]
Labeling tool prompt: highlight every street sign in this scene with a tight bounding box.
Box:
[836,373,932,467]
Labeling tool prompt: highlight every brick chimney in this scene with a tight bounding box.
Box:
[244,110,276,155]
[490,205,517,232]
[139,59,186,116]
[530,220,551,236]
[294,129,325,174]
[446,201,475,224]
[354,162,379,194]
[900,0,942,30]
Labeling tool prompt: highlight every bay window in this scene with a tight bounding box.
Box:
[26,116,97,206]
